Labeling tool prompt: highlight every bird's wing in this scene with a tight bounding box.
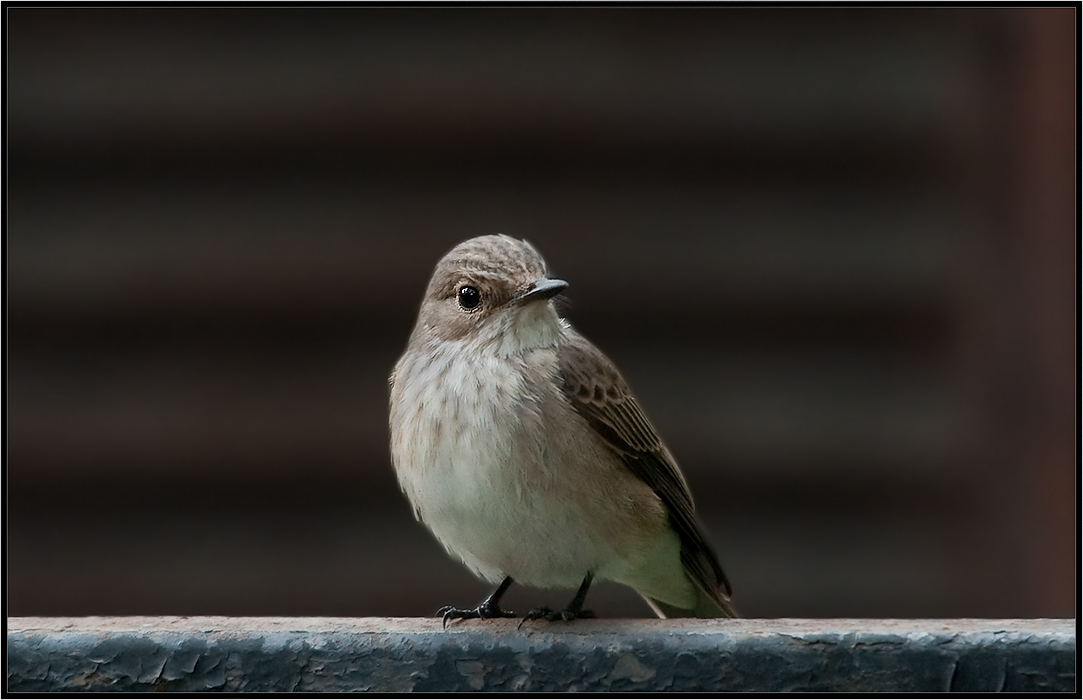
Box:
[555,331,733,606]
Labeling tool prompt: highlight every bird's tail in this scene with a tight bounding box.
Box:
[643,587,738,619]
[644,529,738,618]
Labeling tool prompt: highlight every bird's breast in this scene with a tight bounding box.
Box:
[389,338,668,589]
[390,341,597,583]
[391,342,545,517]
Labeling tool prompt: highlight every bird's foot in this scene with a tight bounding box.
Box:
[517,606,596,628]
[437,603,517,629]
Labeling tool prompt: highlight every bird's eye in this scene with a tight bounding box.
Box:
[457,285,481,310]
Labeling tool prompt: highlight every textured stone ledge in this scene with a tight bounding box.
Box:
[5,617,1075,692]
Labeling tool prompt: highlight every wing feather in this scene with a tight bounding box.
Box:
[556,331,733,605]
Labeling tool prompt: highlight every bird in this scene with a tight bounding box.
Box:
[389,234,735,625]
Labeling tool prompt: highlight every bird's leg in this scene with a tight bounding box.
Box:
[519,572,597,627]
[437,576,517,628]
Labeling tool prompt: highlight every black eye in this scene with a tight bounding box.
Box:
[457,285,480,310]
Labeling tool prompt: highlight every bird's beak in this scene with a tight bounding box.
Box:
[517,278,568,304]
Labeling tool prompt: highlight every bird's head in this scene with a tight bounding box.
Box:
[412,234,569,355]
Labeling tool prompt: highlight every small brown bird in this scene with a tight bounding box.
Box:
[389,234,735,624]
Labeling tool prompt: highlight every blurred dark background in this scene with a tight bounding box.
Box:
[6,7,1075,619]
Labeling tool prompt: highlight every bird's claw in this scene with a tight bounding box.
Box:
[517,606,595,629]
[437,604,517,629]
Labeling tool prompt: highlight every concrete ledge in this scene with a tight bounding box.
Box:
[6,617,1075,692]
